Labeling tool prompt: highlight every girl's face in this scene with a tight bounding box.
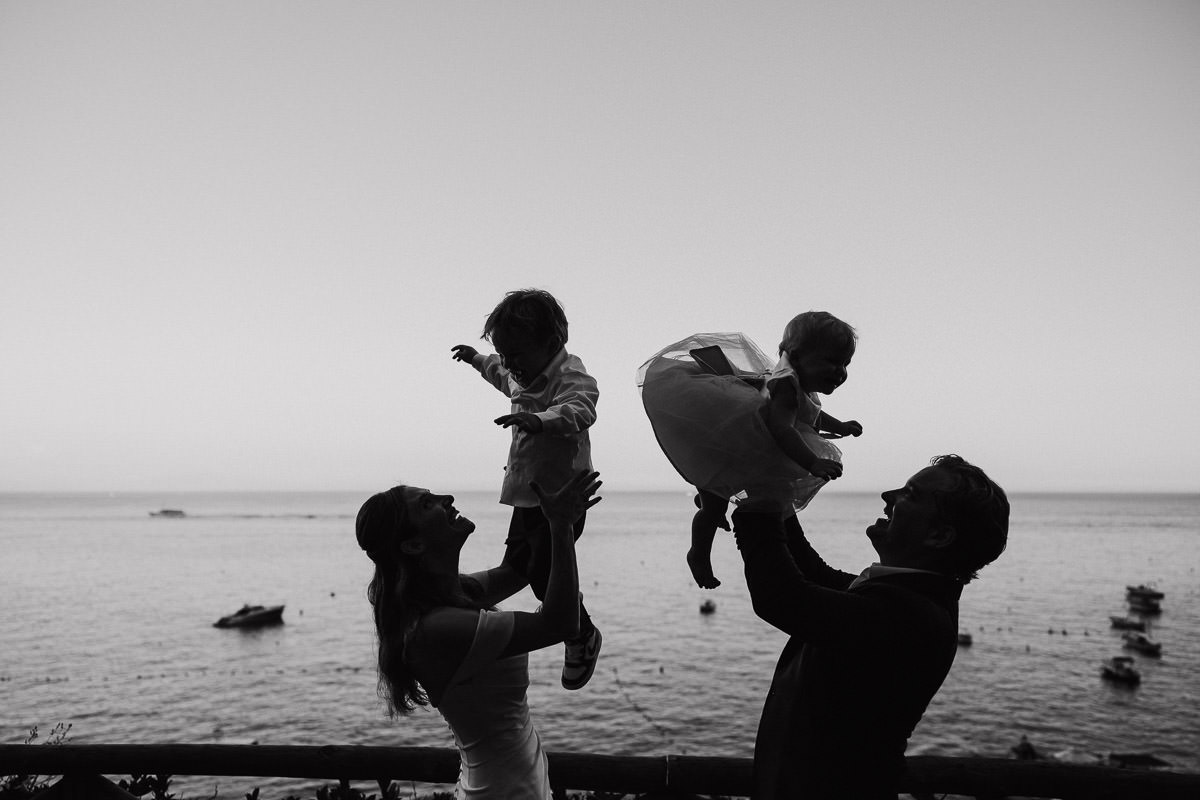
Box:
[491,328,559,386]
[792,347,852,394]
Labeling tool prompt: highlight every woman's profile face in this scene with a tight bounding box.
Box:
[396,487,476,557]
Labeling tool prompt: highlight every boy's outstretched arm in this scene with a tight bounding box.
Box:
[764,381,842,480]
[451,344,479,363]
[815,411,863,438]
[452,345,513,396]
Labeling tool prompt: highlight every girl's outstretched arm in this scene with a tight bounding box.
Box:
[764,381,843,480]
[815,411,863,438]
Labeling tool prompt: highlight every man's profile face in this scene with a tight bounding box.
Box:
[866,466,958,564]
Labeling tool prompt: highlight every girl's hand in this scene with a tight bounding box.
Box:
[809,459,844,480]
[532,471,603,528]
[495,413,544,433]
[451,344,478,362]
[843,420,863,437]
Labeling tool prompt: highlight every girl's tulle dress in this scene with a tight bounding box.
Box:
[636,332,841,514]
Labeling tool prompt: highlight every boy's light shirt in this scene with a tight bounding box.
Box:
[470,348,597,508]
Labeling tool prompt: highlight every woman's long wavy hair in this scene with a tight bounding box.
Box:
[355,486,484,715]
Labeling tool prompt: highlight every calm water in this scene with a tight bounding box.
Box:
[2,490,1198,798]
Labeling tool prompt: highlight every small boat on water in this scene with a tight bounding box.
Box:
[1100,655,1141,686]
[699,599,717,615]
[1128,595,1162,614]
[149,508,185,518]
[957,632,973,646]
[1109,616,1146,631]
[1125,584,1165,601]
[1122,632,1163,657]
[214,604,285,628]
[1107,752,1171,769]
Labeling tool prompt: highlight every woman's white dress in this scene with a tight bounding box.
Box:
[435,610,550,799]
[637,331,841,513]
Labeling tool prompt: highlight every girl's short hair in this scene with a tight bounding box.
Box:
[779,311,857,358]
[482,289,568,348]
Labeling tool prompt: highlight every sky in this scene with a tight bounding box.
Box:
[2,1,1198,495]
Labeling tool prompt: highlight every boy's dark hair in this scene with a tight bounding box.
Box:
[928,454,1009,583]
[482,289,569,349]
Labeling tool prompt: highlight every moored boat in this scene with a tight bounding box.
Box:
[1128,595,1162,614]
[1109,616,1146,631]
[214,604,285,628]
[149,508,186,518]
[1100,655,1140,685]
[1125,584,1165,601]
[1121,632,1163,657]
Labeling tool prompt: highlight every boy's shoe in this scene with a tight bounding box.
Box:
[561,626,602,690]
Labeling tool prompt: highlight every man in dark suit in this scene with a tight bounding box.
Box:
[736,454,1009,800]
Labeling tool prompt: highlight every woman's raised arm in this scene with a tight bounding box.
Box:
[501,471,601,657]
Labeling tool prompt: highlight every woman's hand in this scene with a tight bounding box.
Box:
[531,470,602,529]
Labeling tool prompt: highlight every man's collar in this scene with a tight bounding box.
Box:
[848,563,945,590]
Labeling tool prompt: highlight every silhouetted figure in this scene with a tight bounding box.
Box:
[357,471,601,799]
[452,288,602,690]
[1012,735,1041,760]
[639,313,863,589]
[737,454,1009,799]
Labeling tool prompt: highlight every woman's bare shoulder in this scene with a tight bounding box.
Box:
[415,607,483,643]
[407,608,484,693]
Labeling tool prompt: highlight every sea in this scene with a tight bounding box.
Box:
[2,490,1198,799]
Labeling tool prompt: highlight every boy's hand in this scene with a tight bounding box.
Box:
[495,413,544,433]
[451,344,478,363]
[843,420,863,437]
[532,470,602,528]
[809,459,844,480]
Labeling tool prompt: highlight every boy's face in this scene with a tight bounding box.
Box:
[491,328,558,386]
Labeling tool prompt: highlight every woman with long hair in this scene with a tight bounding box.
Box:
[356,470,601,799]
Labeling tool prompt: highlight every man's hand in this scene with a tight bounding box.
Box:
[843,420,863,437]
[451,344,478,363]
[495,413,544,433]
[809,459,843,480]
[531,471,602,529]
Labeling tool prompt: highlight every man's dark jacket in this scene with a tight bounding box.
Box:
[736,513,963,800]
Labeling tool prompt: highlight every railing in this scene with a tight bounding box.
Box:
[3,744,1200,799]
